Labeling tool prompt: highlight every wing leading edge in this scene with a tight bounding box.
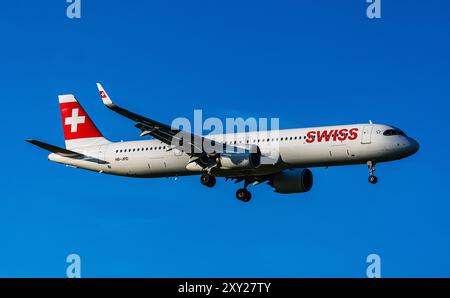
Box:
[96,83,259,171]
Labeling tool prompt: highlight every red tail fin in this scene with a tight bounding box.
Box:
[58,94,109,149]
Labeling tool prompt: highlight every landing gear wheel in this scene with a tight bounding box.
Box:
[236,188,252,202]
[200,174,216,187]
[367,161,378,184]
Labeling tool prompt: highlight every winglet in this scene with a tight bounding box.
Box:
[96,83,113,107]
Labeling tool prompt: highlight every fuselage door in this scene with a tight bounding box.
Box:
[97,145,108,163]
[329,144,349,161]
[361,125,373,144]
[173,148,183,157]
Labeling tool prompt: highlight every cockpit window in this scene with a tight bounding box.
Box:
[383,129,406,136]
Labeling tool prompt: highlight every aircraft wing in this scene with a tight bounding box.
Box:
[96,83,244,161]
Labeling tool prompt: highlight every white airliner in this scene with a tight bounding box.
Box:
[27,84,419,202]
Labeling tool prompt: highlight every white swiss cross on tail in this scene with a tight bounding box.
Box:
[65,108,86,133]
[58,94,106,149]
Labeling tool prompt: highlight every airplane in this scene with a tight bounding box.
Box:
[27,83,420,202]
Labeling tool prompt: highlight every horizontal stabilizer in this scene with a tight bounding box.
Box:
[26,139,109,164]
[27,139,84,157]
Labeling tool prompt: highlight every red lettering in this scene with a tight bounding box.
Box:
[332,129,338,141]
[348,128,359,140]
[317,130,332,142]
[306,127,359,143]
[306,131,316,143]
[338,129,348,141]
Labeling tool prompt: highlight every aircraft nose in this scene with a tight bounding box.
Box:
[407,138,420,155]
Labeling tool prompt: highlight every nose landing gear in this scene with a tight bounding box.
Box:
[367,161,378,184]
[368,175,378,184]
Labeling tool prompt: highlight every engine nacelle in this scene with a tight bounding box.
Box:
[219,151,261,170]
[271,169,313,194]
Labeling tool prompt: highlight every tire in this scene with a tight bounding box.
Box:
[200,174,216,187]
[207,176,216,187]
[368,175,378,184]
[236,189,252,202]
[243,190,252,202]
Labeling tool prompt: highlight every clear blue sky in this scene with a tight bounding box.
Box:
[0,0,449,277]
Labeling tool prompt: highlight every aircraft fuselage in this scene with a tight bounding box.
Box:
[48,123,419,178]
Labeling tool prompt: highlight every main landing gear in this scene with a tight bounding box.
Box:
[367,161,378,184]
[200,174,253,203]
[236,188,252,203]
[200,173,216,188]
[235,179,252,203]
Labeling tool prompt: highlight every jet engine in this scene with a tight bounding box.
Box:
[270,169,313,194]
[219,152,261,170]
[219,146,261,170]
